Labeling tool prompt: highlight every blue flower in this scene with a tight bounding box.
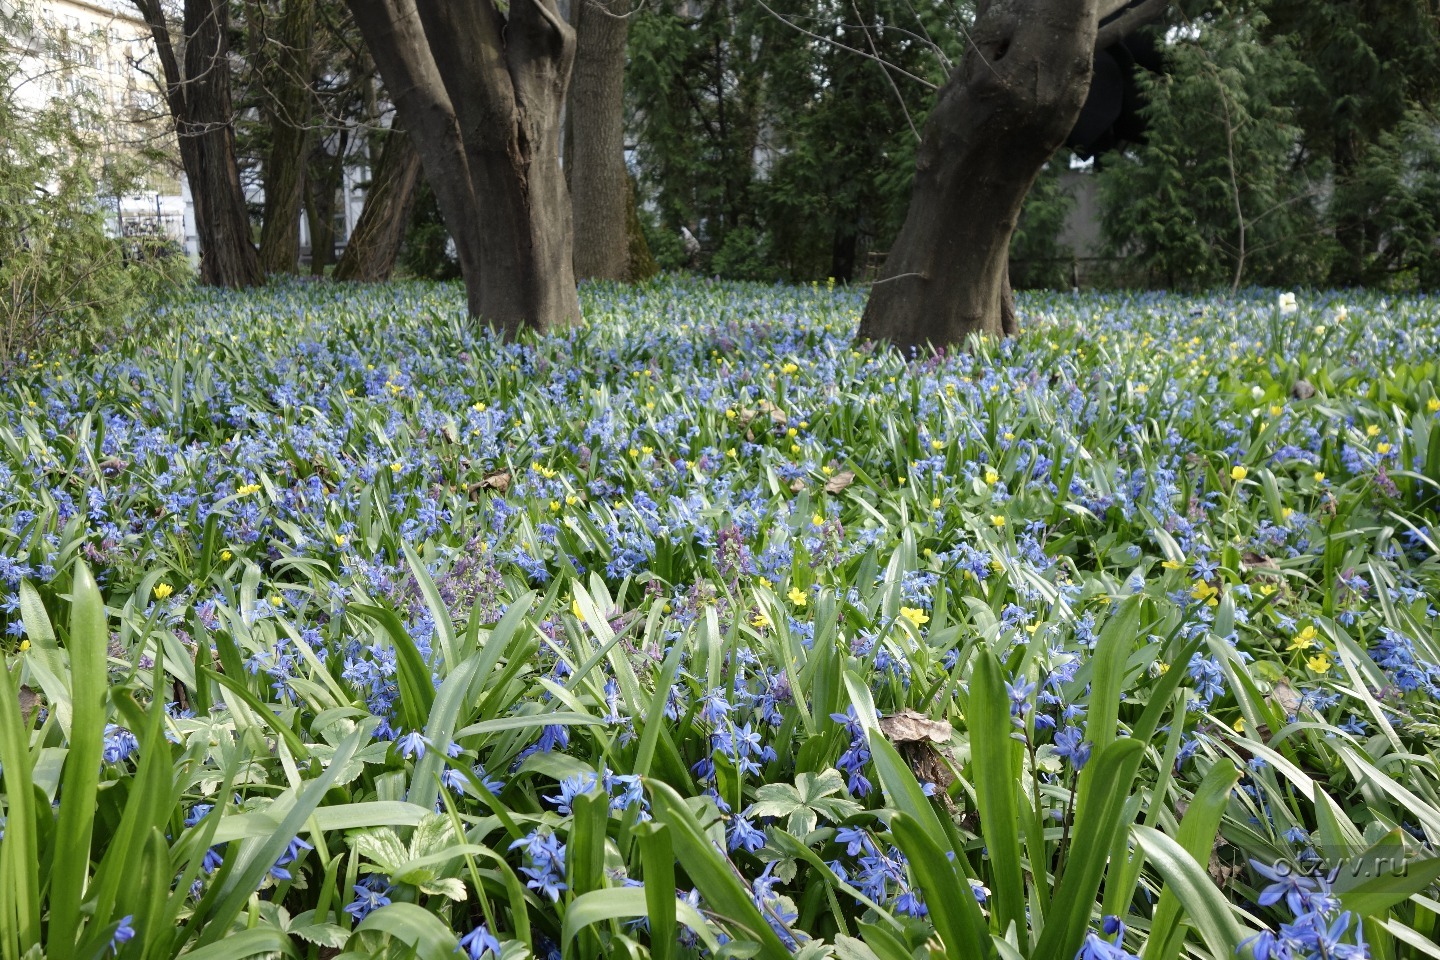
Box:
[108,916,136,955]
[457,924,501,960]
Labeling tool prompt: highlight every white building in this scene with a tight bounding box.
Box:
[1,0,194,251]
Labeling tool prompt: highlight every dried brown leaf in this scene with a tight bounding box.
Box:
[823,470,855,494]
[878,708,952,744]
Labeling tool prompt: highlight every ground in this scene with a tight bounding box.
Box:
[1,279,1437,960]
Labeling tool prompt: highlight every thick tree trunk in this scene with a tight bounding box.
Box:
[567,0,632,281]
[346,0,581,336]
[857,0,1099,351]
[257,0,316,275]
[334,127,422,282]
[305,132,345,277]
[134,0,262,289]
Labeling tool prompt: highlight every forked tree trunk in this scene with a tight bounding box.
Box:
[567,0,633,281]
[133,0,262,289]
[333,127,422,282]
[346,0,581,336]
[257,0,317,275]
[857,0,1099,350]
[305,132,346,277]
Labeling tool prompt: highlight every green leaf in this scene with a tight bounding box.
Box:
[48,561,109,952]
[971,648,1027,943]
[638,822,678,960]
[1133,826,1248,960]
[0,664,41,956]
[647,779,794,960]
[351,603,434,733]
[561,888,720,955]
[1034,737,1146,960]
[355,902,458,960]
[1143,760,1241,960]
[890,813,994,960]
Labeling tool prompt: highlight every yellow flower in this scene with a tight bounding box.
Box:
[1190,580,1219,606]
[1230,465,1248,481]
[1269,404,1283,417]
[726,448,737,458]
[270,595,284,607]
[750,611,771,630]
[1307,653,1333,673]
[990,515,1006,528]
[930,439,944,451]
[781,362,799,375]
[1260,584,1276,597]
[1281,507,1294,520]
[390,462,403,473]
[1161,559,1184,570]
[1155,662,1170,675]
[153,582,174,600]
[725,408,737,420]
[19,639,31,652]
[334,534,347,546]
[1287,625,1318,651]
[788,587,808,607]
[758,577,773,589]
[237,483,261,496]
[786,427,798,438]
[566,494,579,506]
[1313,471,1325,482]
[220,550,233,562]
[1376,442,1391,454]
[1233,717,1246,733]
[1428,398,1440,413]
[1366,424,1380,437]
[899,606,930,627]
[549,500,561,513]
[984,469,999,485]
[812,513,824,526]
[931,497,942,510]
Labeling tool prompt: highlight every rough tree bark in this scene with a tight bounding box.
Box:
[256,0,317,275]
[567,0,634,281]
[133,0,262,288]
[305,130,346,276]
[345,0,581,336]
[333,126,422,282]
[856,0,1101,350]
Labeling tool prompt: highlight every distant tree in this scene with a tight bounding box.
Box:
[1099,4,1326,291]
[629,0,768,271]
[1,17,187,363]
[1264,0,1440,286]
[567,0,655,282]
[250,0,317,275]
[345,0,580,335]
[132,0,262,288]
[856,0,1105,350]
[333,122,421,282]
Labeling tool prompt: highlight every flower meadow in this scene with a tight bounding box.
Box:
[1,278,1439,960]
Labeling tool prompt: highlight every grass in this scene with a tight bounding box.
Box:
[0,277,1437,960]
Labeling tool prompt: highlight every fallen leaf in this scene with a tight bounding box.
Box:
[823,470,855,494]
[878,708,952,744]
[481,470,511,493]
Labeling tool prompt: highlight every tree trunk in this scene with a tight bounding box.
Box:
[257,0,317,275]
[346,0,581,337]
[133,0,262,289]
[857,0,1099,351]
[567,0,633,281]
[305,131,346,276]
[334,127,422,282]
